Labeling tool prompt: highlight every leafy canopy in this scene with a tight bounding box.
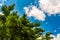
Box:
[0,4,52,40]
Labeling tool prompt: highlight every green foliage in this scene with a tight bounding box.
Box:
[0,4,52,40]
[1,4,15,17]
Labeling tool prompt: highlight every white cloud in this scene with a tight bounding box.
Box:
[39,0,60,15]
[24,6,46,21]
[0,4,2,6]
[24,0,60,21]
[50,34,60,40]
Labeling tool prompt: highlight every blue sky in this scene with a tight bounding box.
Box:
[0,0,60,35]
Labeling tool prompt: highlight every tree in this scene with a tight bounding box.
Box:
[45,32,53,40]
[37,32,53,40]
[0,4,52,40]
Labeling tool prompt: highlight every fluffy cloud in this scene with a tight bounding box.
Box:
[24,0,60,21]
[24,6,46,21]
[39,0,60,15]
[50,34,60,40]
